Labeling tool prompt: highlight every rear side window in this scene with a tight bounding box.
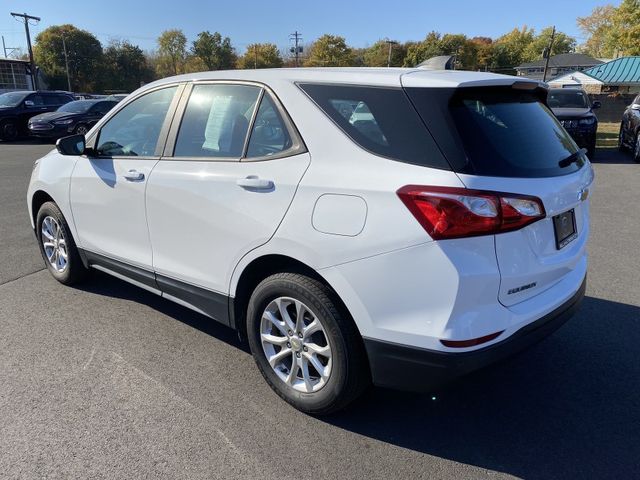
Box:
[246,93,293,158]
[174,84,261,158]
[299,83,450,169]
[406,87,584,178]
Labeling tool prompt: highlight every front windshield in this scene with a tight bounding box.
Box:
[0,92,29,108]
[58,100,93,113]
[548,90,589,109]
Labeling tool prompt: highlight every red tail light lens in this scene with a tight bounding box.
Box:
[397,185,545,240]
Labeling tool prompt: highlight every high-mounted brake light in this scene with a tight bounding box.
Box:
[397,185,545,240]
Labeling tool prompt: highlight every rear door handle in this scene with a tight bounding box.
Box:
[123,169,145,181]
[236,176,273,190]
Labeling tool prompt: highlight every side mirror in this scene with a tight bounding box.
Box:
[24,100,34,108]
[592,101,601,109]
[56,134,86,156]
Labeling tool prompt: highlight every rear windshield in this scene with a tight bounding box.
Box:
[406,87,585,178]
[548,90,589,108]
[299,83,449,170]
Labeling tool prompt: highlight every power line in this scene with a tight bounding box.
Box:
[10,12,40,89]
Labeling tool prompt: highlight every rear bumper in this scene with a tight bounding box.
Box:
[363,275,586,392]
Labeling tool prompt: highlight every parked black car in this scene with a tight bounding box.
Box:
[548,88,600,158]
[28,99,118,140]
[0,91,75,141]
[618,93,640,162]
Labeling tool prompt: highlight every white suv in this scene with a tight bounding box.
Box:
[27,68,592,414]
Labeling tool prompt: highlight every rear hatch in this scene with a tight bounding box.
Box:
[403,79,593,306]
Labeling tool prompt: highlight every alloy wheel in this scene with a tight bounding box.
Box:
[260,297,332,393]
[41,216,68,273]
[76,125,88,135]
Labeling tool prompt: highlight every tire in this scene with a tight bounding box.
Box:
[587,145,596,160]
[634,133,640,163]
[74,124,89,136]
[0,120,19,141]
[36,201,88,285]
[246,273,370,415]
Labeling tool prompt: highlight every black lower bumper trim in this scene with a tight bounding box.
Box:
[363,276,586,392]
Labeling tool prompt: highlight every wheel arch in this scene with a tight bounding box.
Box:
[231,254,362,344]
[31,190,56,228]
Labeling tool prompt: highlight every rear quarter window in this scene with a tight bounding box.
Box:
[298,83,450,170]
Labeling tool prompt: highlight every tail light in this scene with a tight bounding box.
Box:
[397,185,545,240]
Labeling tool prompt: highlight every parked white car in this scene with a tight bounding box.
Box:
[27,68,593,414]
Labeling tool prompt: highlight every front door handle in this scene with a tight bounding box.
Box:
[236,175,273,190]
[123,169,145,181]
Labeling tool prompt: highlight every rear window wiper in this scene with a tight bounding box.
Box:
[558,148,587,168]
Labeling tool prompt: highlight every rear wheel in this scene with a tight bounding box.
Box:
[0,120,18,141]
[36,201,88,285]
[246,273,369,415]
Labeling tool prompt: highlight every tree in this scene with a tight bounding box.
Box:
[523,27,576,62]
[191,31,236,71]
[577,5,616,57]
[236,43,283,69]
[578,1,640,57]
[156,29,187,77]
[403,31,443,67]
[102,41,154,92]
[491,27,535,72]
[362,40,407,67]
[471,37,495,71]
[607,0,640,56]
[439,34,478,70]
[33,24,102,92]
[304,35,355,67]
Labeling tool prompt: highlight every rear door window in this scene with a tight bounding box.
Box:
[406,87,585,178]
[174,84,261,158]
[299,83,450,169]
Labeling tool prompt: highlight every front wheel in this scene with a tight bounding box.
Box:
[0,120,19,141]
[74,124,89,136]
[36,201,88,285]
[246,273,370,415]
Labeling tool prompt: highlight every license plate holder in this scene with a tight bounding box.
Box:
[553,209,577,249]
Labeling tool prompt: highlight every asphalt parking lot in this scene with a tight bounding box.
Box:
[1,141,638,480]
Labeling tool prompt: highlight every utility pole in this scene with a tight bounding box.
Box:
[62,34,72,91]
[542,26,556,82]
[2,36,19,58]
[385,39,398,67]
[289,31,302,67]
[11,12,40,90]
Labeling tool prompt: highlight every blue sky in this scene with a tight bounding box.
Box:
[0,0,616,56]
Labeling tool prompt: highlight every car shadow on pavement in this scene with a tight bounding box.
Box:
[326,296,640,479]
[75,270,249,353]
[590,147,636,164]
[73,272,639,478]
